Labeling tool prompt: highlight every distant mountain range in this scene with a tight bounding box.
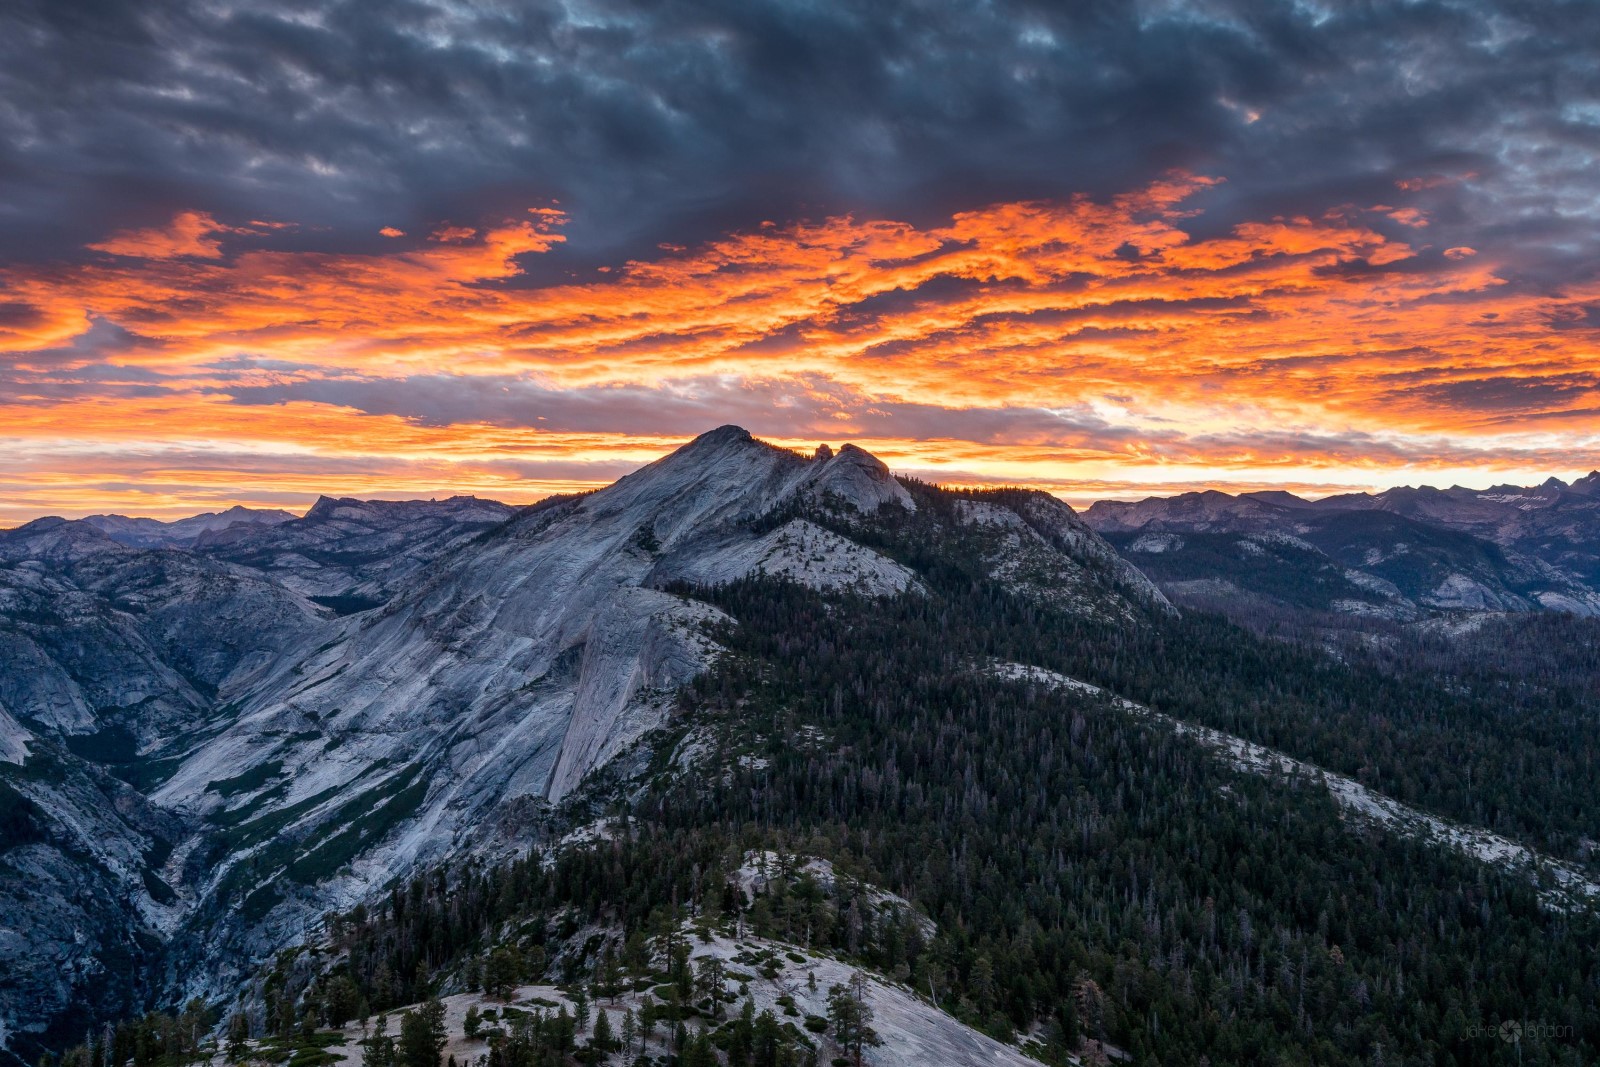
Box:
[1083,472,1600,619]
[80,506,298,549]
[61,467,1600,623]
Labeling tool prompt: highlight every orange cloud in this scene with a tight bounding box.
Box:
[3,176,1599,520]
[88,211,234,260]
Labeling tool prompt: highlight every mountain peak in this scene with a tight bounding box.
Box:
[578,428,913,549]
[1569,471,1600,496]
[0,515,121,562]
[692,424,756,447]
[303,495,349,521]
[637,425,775,474]
[801,441,916,512]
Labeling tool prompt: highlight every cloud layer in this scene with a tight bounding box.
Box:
[2,1,1598,519]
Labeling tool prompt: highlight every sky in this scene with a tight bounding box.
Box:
[2,0,1599,522]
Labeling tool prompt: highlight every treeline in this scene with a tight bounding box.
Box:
[37,1001,215,1067]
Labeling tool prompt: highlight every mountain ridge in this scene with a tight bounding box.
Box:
[17,466,1600,542]
[1085,470,1600,618]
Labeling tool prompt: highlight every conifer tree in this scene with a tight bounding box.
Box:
[620,1008,636,1057]
[826,973,880,1067]
[590,1009,614,1054]
[397,1001,445,1067]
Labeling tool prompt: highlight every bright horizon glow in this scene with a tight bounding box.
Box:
[2,438,1595,527]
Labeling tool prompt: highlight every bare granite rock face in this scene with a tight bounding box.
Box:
[194,494,518,605]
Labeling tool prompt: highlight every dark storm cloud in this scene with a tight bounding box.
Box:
[2,0,1597,288]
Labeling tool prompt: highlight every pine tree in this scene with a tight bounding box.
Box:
[826,973,880,1067]
[366,1032,396,1067]
[397,1001,445,1067]
[590,1009,614,1054]
[226,1013,250,1063]
[681,1030,718,1067]
[325,976,360,1028]
[639,1002,657,1054]
[752,1010,783,1067]
[572,985,590,1035]
[486,948,520,1001]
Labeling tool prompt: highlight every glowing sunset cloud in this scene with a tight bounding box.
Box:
[2,2,1598,521]
[0,175,1593,521]
[2,173,1598,522]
